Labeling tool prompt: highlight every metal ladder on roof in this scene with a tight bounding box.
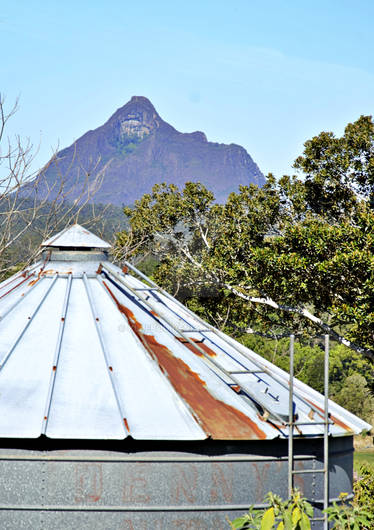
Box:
[102,261,331,427]
[104,261,330,424]
[288,334,330,529]
[101,262,288,424]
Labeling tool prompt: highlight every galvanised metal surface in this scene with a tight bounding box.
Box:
[0,226,367,529]
[0,226,371,441]
[0,437,354,530]
[42,223,111,248]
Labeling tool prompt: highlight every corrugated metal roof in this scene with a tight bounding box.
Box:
[0,226,371,440]
[42,223,111,249]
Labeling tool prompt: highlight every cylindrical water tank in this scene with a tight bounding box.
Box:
[0,436,353,529]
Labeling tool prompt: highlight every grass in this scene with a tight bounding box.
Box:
[354,450,374,471]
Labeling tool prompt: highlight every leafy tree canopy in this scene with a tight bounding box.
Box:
[114,115,374,361]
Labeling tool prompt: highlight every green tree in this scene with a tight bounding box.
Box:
[114,116,374,360]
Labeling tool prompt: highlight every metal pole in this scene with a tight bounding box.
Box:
[288,334,294,499]
[323,334,329,529]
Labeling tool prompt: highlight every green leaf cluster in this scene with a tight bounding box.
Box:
[239,336,374,421]
[114,115,374,360]
[325,491,374,529]
[229,490,313,530]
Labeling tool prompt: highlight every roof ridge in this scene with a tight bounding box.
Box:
[42,223,111,249]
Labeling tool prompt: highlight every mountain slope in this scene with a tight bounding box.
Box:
[41,96,264,205]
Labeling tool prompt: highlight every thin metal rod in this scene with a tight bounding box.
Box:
[228,370,265,374]
[0,275,43,322]
[292,469,324,474]
[83,273,129,435]
[42,274,73,434]
[0,277,57,373]
[288,334,294,498]
[122,261,327,421]
[182,328,210,333]
[290,421,333,426]
[101,264,286,425]
[323,334,329,529]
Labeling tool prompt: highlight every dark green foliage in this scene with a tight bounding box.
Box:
[294,115,374,215]
[238,335,374,421]
[114,115,374,359]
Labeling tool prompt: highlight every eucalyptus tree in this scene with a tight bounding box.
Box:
[115,116,374,360]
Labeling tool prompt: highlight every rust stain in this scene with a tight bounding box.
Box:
[177,337,218,358]
[108,366,113,371]
[293,461,305,493]
[0,275,30,300]
[123,417,130,431]
[75,463,103,503]
[28,267,59,286]
[52,366,57,371]
[305,399,352,432]
[122,266,129,274]
[103,281,267,440]
[210,463,233,503]
[96,264,103,274]
[150,310,159,317]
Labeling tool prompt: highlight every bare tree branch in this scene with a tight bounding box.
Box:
[0,96,110,278]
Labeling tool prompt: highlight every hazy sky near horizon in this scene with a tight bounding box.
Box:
[1,0,374,178]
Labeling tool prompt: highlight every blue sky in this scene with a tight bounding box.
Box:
[1,0,374,178]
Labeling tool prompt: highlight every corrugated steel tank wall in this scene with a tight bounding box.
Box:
[0,436,353,530]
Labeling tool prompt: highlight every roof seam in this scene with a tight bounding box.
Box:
[0,276,58,375]
[82,273,129,436]
[96,274,209,438]
[42,274,73,435]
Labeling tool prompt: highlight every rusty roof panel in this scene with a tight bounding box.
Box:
[0,225,371,441]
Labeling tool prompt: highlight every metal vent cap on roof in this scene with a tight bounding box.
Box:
[42,223,111,249]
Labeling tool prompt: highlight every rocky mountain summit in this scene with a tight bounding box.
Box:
[41,96,264,205]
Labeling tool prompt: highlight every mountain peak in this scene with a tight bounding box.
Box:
[118,96,159,116]
[109,96,163,139]
[38,97,264,205]
[129,95,155,106]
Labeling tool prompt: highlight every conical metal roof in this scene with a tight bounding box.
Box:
[0,225,371,440]
[42,223,111,249]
